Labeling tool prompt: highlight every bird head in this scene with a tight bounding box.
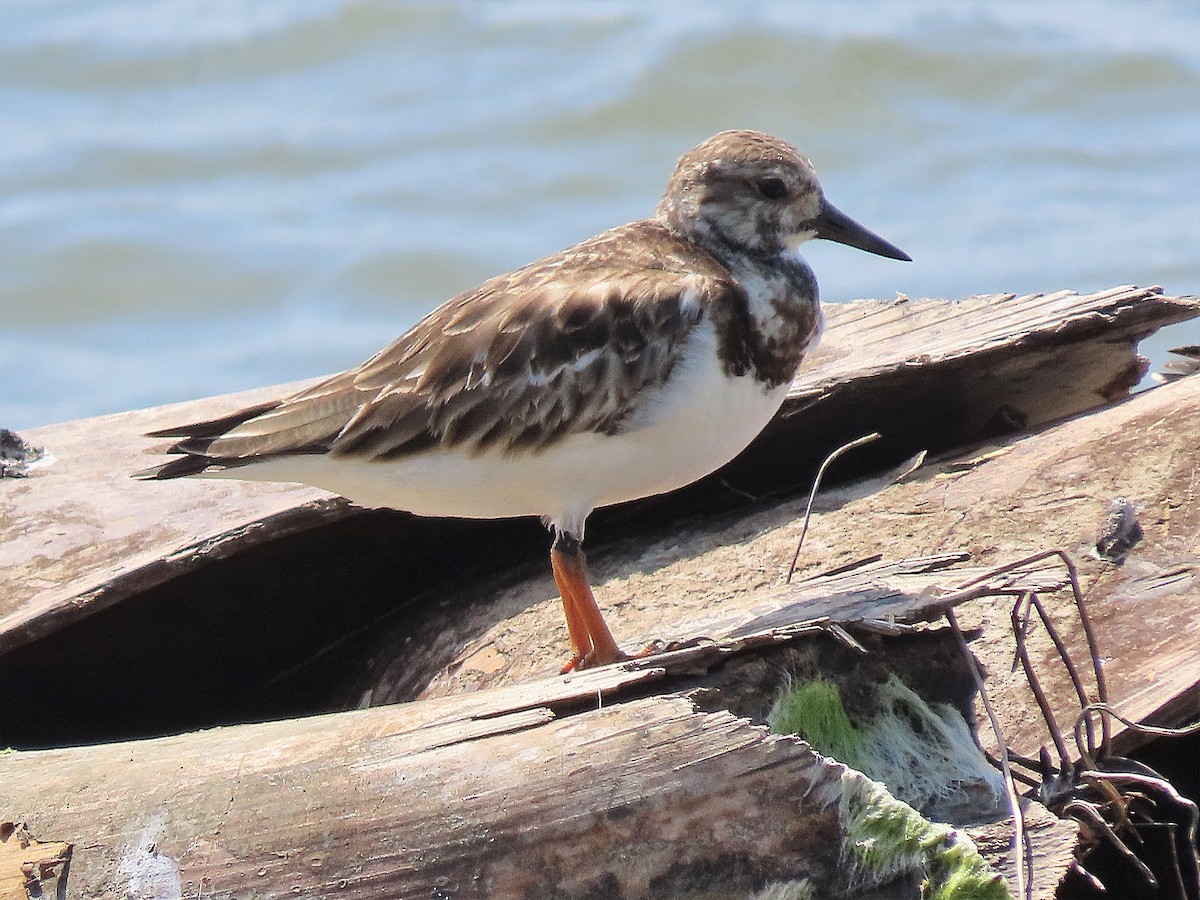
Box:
[657,130,910,263]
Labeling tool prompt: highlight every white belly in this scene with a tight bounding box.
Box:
[213,326,790,536]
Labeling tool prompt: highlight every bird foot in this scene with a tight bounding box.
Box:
[560,638,705,673]
[559,646,631,674]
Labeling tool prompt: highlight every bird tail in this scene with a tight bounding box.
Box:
[133,400,281,480]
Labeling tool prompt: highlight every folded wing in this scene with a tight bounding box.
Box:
[139,223,738,479]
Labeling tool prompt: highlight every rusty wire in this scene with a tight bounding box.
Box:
[939,548,1199,898]
[782,458,1196,897]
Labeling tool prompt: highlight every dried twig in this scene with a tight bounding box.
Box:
[1019,591,1102,759]
[1074,701,1200,755]
[1011,592,1072,772]
[1062,799,1159,887]
[978,550,1198,895]
[786,433,880,583]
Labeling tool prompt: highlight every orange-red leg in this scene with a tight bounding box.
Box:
[550,531,621,671]
[551,546,593,665]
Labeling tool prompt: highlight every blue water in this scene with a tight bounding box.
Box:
[3,1,1198,429]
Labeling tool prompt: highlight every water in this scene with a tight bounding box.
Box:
[3,0,1199,430]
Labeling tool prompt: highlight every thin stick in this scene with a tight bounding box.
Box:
[1025,592,1099,759]
[1059,551,1111,754]
[947,547,1066,593]
[1011,592,1072,771]
[956,548,1109,755]
[1083,771,1200,869]
[947,608,1031,900]
[1075,702,1200,743]
[994,747,1056,777]
[984,752,1043,788]
[1062,800,1159,887]
[786,432,881,583]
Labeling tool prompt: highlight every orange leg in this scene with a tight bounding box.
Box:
[551,547,593,665]
[550,531,622,672]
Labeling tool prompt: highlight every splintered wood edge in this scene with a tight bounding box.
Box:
[0,823,72,900]
[794,286,1200,395]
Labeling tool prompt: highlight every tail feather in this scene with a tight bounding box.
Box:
[137,399,283,481]
[144,400,281,440]
[133,454,243,480]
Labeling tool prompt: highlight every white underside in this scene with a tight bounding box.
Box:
[206,324,793,536]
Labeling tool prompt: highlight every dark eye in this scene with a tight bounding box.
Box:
[755,177,788,200]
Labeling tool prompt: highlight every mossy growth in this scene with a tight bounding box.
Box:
[840,773,1010,900]
[768,678,868,771]
[769,674,1003,816]
[770,675,1010,898]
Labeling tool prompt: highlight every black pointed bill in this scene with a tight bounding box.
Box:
[812,201,911,261]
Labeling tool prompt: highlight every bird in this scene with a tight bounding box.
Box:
[138,130,910,671]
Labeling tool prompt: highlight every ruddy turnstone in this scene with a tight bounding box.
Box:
[139,130,910,670]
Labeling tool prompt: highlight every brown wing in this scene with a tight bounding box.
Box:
[142,222,739,474]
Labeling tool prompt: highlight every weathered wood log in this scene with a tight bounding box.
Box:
[1,285,1194,653]
[1,286,1197,898]
[0,287,1196,750]
[5,369,1197,896]
[0,567,1076,899]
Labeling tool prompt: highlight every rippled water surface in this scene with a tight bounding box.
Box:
[3,1,1198,428]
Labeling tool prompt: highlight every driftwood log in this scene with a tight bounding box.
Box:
[388,362,1200,761]
[1,563,1079,899]
[1,285,1198,898]
[2,284,1195,658]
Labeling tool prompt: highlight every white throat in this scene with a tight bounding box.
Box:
[784,230,818,256]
